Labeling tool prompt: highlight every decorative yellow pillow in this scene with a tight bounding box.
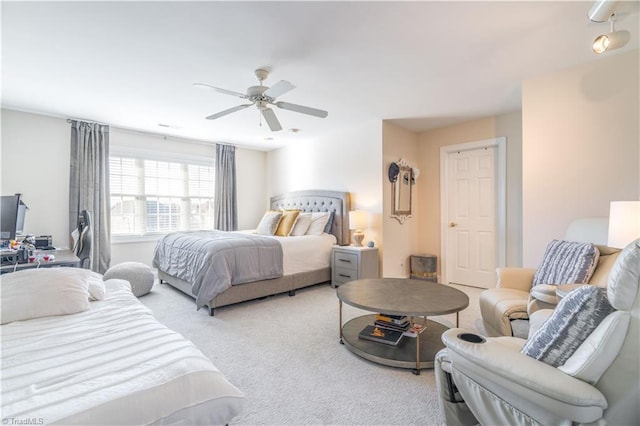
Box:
[275,210,301,236]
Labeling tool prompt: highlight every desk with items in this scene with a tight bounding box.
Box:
[1,237,80,275]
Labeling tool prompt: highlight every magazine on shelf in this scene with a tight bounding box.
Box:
[374,320,410,332]
[376,313,408,325]
[358,325,404,346]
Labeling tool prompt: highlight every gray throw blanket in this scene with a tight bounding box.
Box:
[153,231,283,309]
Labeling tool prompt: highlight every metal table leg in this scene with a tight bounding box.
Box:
[339,300,344,344]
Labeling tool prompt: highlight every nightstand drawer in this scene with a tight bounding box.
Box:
[333,252,358,270]
[334,267,358,284]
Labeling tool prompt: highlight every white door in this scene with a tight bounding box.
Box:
[441,139,505,289]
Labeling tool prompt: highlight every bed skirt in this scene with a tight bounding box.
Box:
[158,268,330,315]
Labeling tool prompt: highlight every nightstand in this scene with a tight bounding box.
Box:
[331,246,379,288]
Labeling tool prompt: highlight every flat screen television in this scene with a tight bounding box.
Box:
[1,194,28,240]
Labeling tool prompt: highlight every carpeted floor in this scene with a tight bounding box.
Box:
[140,280,485,425]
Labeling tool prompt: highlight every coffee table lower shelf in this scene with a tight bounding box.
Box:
[340,314,448,371]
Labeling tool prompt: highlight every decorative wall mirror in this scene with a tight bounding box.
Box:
[388,159,419,224]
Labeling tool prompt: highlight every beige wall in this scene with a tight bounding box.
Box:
[0,109,268,267]
[415,112,523,279]
[522,49,639,266]
[382,122,419,277]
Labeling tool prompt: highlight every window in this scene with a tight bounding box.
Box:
[109,156,215,237]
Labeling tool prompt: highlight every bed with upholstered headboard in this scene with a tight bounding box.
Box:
[155,190,350,315]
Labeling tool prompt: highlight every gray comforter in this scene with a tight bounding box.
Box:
[152,231,283,309]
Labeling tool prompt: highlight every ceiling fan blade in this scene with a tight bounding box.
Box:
[193,83,248,99]
[263,80,295,99]
[261,108,283,132]
[206,104,253,120]
[276,101,328,118]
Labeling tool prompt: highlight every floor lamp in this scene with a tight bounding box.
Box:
[608,201,640,249]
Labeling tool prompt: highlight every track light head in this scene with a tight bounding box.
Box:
[592,14,630,54]
[593,29,631,53]
[588,0,618,23]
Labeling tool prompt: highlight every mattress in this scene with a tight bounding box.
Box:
[1,279,244,425]
[271,233,337,275]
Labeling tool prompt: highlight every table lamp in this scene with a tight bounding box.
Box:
[607,201,640,248]
[349,210,368,247]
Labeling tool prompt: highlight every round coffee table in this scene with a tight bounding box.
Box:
[337,278,469,374]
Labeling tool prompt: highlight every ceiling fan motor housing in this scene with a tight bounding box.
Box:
[247,85,269,99]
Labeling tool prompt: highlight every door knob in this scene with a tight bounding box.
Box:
[449,222,457,228]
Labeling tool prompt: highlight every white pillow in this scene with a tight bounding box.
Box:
[88,271,106,301]
[1,268,92,324]
[255,211,283,235]
[305,212,331,236]
[290,213,312,236]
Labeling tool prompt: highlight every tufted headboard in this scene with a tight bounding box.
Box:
[270,190,351,246]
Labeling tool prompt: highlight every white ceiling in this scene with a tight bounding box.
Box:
[2,1,638,151]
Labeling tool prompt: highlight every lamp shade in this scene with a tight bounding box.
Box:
[349,210,368,231]
[608,201,640,248]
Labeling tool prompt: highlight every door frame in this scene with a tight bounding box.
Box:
[440,137,506,287]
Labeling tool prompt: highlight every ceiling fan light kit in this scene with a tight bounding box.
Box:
[196,68,328,132]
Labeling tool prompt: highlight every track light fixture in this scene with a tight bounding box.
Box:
[588,0,618,23]
[592,14,630,54]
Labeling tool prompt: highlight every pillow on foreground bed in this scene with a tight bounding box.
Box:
[1,268,94,324]
[88,270,106,301]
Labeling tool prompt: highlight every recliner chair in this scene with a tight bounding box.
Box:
[436,239,640,425]
[479,217,620,338]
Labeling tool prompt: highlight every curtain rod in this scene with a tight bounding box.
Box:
[66,117,108,126]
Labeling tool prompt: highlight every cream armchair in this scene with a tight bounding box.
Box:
[480,217,619,338]
[480,245,620,337]
[437,239,640,426]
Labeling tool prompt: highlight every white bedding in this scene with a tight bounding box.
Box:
[1,279,244,425]
[236,231,336,276]
[274,233,337,275]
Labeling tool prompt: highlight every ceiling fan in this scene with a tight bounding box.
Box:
[194,68,328,132]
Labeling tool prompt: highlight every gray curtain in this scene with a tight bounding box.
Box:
[69,120,111,273]
[214,144,238,231]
